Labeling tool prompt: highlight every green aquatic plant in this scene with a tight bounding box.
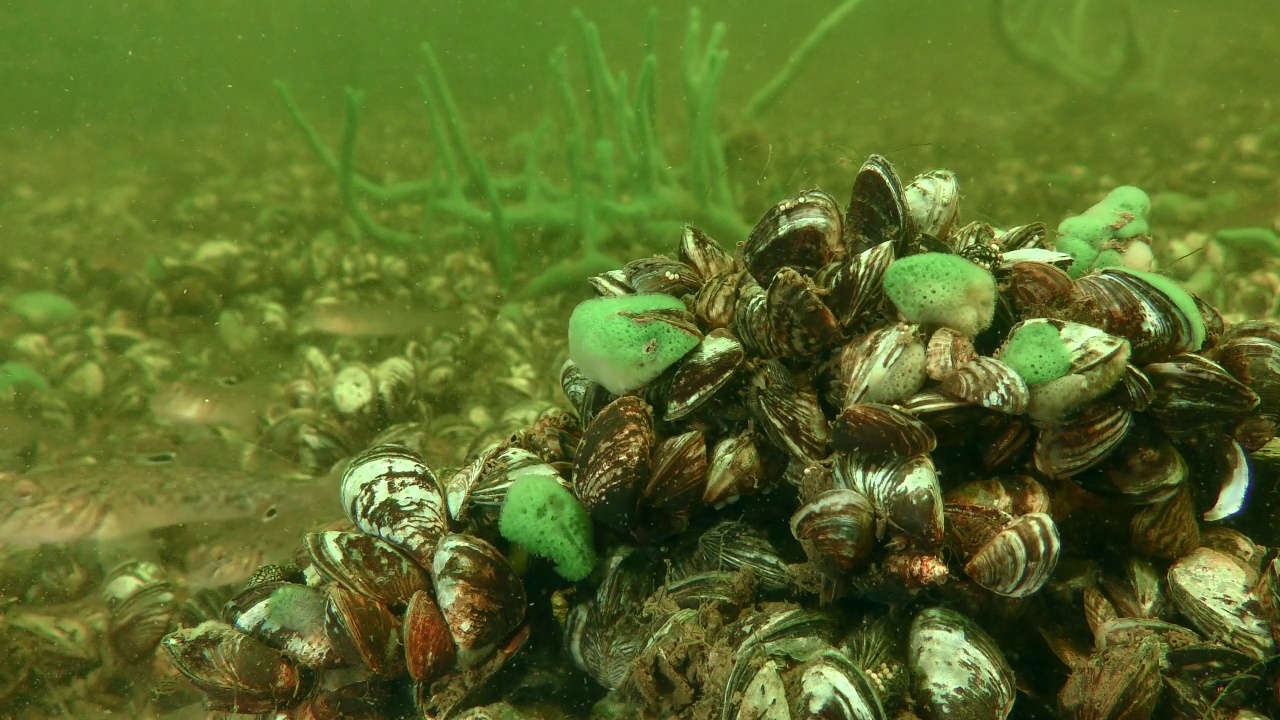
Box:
[277,3,865,299]
[992,0,1144,93]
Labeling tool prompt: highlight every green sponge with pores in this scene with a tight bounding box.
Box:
[568,293,702,395]
[997,321,1072,385]
[499,473,597,581]
[883,253,997,337]
[1057,186,1152,278]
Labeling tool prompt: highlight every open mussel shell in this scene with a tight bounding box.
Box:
[224,581,340,668]
[1167,547,1276,662]
[741,188,843,286]
[304,531,429,606]
[572,394,654,531]
[432,533,526,668]
[340,444,448,567]
[324,584,403,675]
[844,154,914,256]
[162,620,314,714]
[909,608,1015,720]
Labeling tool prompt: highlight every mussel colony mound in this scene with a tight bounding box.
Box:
[164,156,1280,720]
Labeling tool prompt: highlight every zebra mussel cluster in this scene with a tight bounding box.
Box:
[165,155,1280,720]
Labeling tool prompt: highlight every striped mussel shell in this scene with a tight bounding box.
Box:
[1033,401,1132,479]
[678,224,735,280]
[938,356,1030,415]
[740,188,843,286]
[962,512,1061,598]
[1008,319,1131,423]
[909,608,1015,720]
[303,530,429,606]
[795,647,889,720]
[102,561,178,664]
[837,323,928,406]
[324,584,403,675]
[790,488,877,572]
[372,356,418,422]
[695,521,790,592]
[834,452,944,550]
[1008,260,1075,312]
[572,395,654,532]
[904,168,960,239]
[702,430,767,507]
[664,329,744,421]
[1093,421,1188,505]
[1129,484,1200,561]
[925,326,976,382]
[830,402,936,460]
[633,429,708,542]
[431,533,526,668]
[223,581,340,668]
[1216,320,1280,417]
[162,620,314,715]
[816,239,894,331]
[1167,547,1276,662]
[1064,269,1203,364]
[1143,354,1258,435]
[444,444,563,521]
[747,360,830,465]
[340,444,449,567]
[843,154,914,256]
[764,266,843,358]
[624,255,702,296]
[566,549,662,690]
[403,589,456,683]
[944,475,1051,518]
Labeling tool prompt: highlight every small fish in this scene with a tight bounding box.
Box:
[150,377,270,433]
[0,455,338,548]
[294,301,448,337]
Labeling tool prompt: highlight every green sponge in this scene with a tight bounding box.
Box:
[883,253,997,337]
[499,473,597,581]
[568,293,702,395]
[1057,186,1152,278]
[997,321,1072,385]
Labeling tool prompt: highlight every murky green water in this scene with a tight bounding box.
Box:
[2,2,1279,718]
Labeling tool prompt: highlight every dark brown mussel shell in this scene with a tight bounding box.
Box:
[1143,354,1258,434]
[162,620,314,714]
[665,329,744,421]
[843,154,914,255]
[635,429,708,541]
[403,589,457,683]
[624,256,701,296]
[765,266,842,357]
[340,444,449,568]
[1216,325,1280,418]
[678,224,734,280]
[431,533,526,668]
[702,430,767,506]
[740,188,843,286]
[103,565,177,663]
[1066,269,1201,364]
[304,531,430,606]
[790,488,876,571]
[324,584,403,675]
[830,402,936,460]
[1008,261,1074,311]
[747,360,830,465]
[572,395,654,531]
[815,240,894,330]
[1130,483,1200,561]
[945,475,1051,516]
[1034,402,1132,479]
[693,268,743,330]
[938,356,1030,415]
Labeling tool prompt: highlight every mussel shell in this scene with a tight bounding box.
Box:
[703,431,767,507]
[765,266,842,357]
[403,589,457,683]
[223,581,340,668]
[665,329,744,421]
[678,224,734,280]
[816,240,894,330]
[304,531,429,607]
[747,360,829,465]
[694,268,744,330]
[572,395,654,531]
[340,444,448,567]
[431,533,526,667]
[741,188,843,286]
[796,648,888,720]
[1217,324,1280,417]
[1144,354,1259,433]
[108,580,177,663]
[162,620,314,713]
[625,256,702,296]
[1167,547,1276,661]
[324,584,403,675]
[1008,261,1074,311]
[909,608,1015,720]
[1066,269,1201,364]
[830,402,936,460]
[1129,483,1200,561]
[838,323,928,406]
[843,154,914,256]
[835,453,943,550]
[695,521,790,592]
[635,429,708,541]
[332,364,376,416]
[904,169,959,239]
[963,512,1061,598]
[373,356,418,421]
[1034,402,1132,479]
[1057,634,1163,720]
[938,356,1029,415]
[790,488,877,571]
[925,327,976,382]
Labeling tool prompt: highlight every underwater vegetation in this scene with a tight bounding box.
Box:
[276,3,864,299]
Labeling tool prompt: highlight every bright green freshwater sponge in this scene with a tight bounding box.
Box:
[568,293,702,395]
[498,473,597,581]
[883,252,997,337]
